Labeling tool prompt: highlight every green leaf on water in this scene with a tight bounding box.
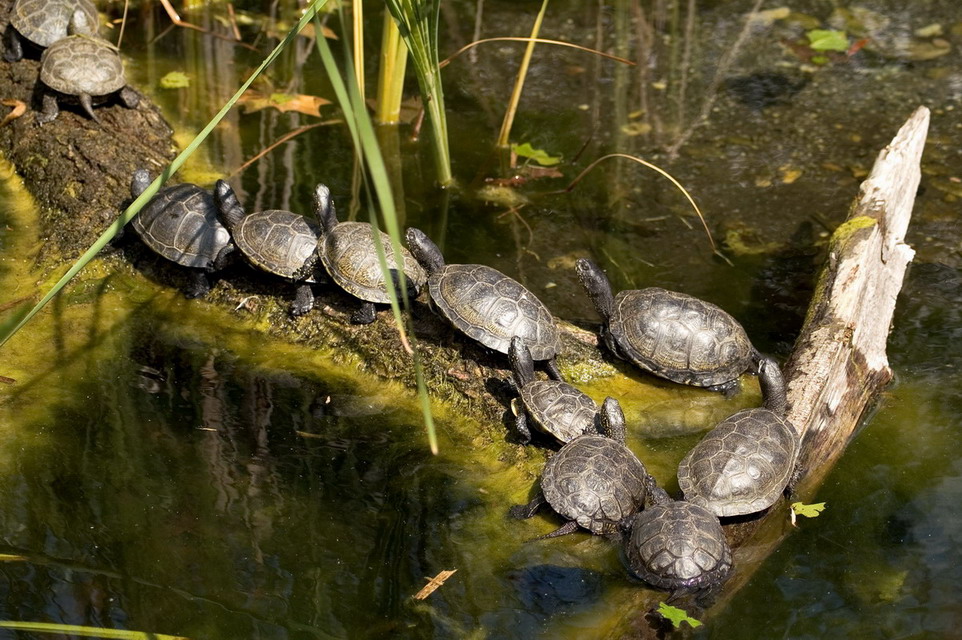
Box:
[511,142,562,166]
[792,501,827,518]
[657,602,702,629]
[806,29,849,52]
[159,71,190,89]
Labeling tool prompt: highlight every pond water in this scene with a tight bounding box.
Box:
[2,0,962,638]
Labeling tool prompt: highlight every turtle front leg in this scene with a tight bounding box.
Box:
[290,283,315,317]
[119,86,140,109]
[511,398,533,444]
[508,492,546,520]
[3,25,23,63]
[185,270,213,299]
[350,302,377,325]
[36,93,61,124]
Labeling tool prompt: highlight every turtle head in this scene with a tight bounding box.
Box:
[758,356,788,417]
[130,169,151,198]
[575,258,615,323]
[314,183,338,233]
[213,180,245,231]
[599,396,627,444]
[508,336,536,388]
[405,227,445,275]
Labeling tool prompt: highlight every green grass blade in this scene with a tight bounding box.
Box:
[0,0,330,349]
[496,0,549,148]
[314,14,438,454]
[375,9,409,124]
[383,0,452,186]
[0,621,187,640]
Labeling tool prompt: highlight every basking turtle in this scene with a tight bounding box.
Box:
[317,189,427,324]
[576,258,758,394]
[129,169,234,299]
[623,485,733,597]
[677,356,799,517]
[508,336,597,445]
[509,397,651,537]
[214,180,322,316]
[4,0,98,62]
[36,35,140,124]
[406,227,561,379]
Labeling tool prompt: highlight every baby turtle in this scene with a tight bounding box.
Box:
[129,169,234,299]
[406,227,561,379]
[623,485,733,598]
[576,258,758,394]
[37,35,140,124]
[4,0,98,62]
[510,397,651,537]
[214,180,322,316]
[508,336,597,445]
[317,188,427,324]
[677,357,799,517]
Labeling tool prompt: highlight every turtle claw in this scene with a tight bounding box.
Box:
[185,271,212,299]
[350,302,377,325]
[290,284,315,317]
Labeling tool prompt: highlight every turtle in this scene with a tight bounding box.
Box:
[3,0,98,62]
[214,179,322,316]
[405,227,562,380]
[317,188,427,324]
[623,484,733,598]
[128,169,234,299]
[677,356,799,518]
[508,335,598,445]
[509,397,652,538]
[36,35,140,124]
[575,258,758,394]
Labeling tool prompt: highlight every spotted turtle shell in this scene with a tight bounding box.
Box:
[541,434,649,534]
[40,36,126,97]
[320,221,426,303]
[10,0,97,48]
[520,380,597,444]
[677,408,798,517]
[624,501,732,591]
[234,210,319,280]
[608,287,754,387]
[132,183,231,269]
[428,264,558,360]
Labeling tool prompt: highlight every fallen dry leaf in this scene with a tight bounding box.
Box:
[0,99,26,127]
[414,569,457,600]
[238,90,330,117]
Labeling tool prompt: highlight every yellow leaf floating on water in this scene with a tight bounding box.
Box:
[414,569,457,600]
[238,90,331,117]
[159,71,190,89]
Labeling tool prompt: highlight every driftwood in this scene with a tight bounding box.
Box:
[613,107,928,637]
[0,1,926,631]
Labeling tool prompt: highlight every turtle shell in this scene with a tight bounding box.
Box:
[428,264,558,360]
[320,221,427,303]
[10,0,97,48]
[541,434,649,535]
[608,287,754,388]
[624,500,732,591]
[520,380,597,443]
[677,407,798,517]
[40,36,126,97]
[234,210,319,280]
[132,183,231,269]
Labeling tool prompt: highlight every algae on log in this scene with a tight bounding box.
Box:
[611,108,928,638]
[0,0,176,264]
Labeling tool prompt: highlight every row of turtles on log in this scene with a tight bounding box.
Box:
[4,0,139,122]
[128,167,803,607]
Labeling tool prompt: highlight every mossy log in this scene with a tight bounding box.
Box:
[0,1,924,631]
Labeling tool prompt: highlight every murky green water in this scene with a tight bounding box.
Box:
[2,0,962,637]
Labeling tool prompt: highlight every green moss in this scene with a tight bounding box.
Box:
[831,215,876,247]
